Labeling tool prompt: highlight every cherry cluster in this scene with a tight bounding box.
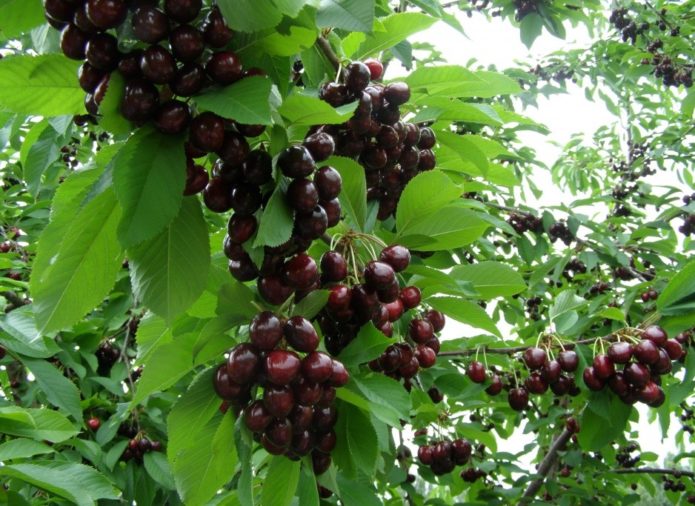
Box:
[471,347,580,411]
[583,325,687,407]
[213,311,349,474]
[507,212,542,234]
[548,220,574,245]
[95,340,120,375]
[679,214,695,236]
[562,258,587,281]
[417,438,472,476]
[122,435,163,462]
[640,288,659,303]
[313,62,438,220]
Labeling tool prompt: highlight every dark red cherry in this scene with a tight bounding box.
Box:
[282,253,319,291]
[60,24,89,60]
[140,45,176,84]
[541,360,562,384]
[183,163,209,196]
[153,100,191,135]
[291,430,315,456]
[314,166,342,201]
[634,339,660,365]
[287,179,319,213]
[243,400,272,433]
[467,361,486,383]
[44,0,78,23]
[170,24,204,63]
[249,311,283,351]
[525,372,548,394]
[202,177,233,213]
[265,350,301,386]
[243,150,273,185]
[228,255,259,282]
[345,62,371,93]
[294,377,322,406]
[302,352,334,384]
[508,387,529,411]
[315,430,337,454]
[78,63,106,93]
[486,374,503,395]
[592,354,615,380]
[213,364,247,400]
[290,405,314,432]
[189,112,225,152]
[384,298,404,322]
[201,6,232,48]
[608,371,630,396]
[121,79,159,122]
[415,345,436,368]
[582,366,605,391]
[664,339,684,360]
[171,63,205,96]
[624,362,650,388]
[303,132,335,162]
[278,146,315,178]
[263,385,295,418]
[320,251,347,283]
[418,127,436,149]
[230,183,261,215]
[322,198,341,227]
[638,381,662,404]
[418,445,433,465]
[327,285,351,312]
[558,350,578,372]
[383,82,410,106]
[206,51,243,85]
[163,0,201,23]
[295,205,329,240]
[284,316,319,353]
[132,6,169,43]
[256,275,293,306]
[400,286,421,310]
[379,245,411,273]
[227,215,257,244]
[363,58,384,80]
[227,343,260,384]
[523,347,548,370]
[409,318,434,344]
[86,0,127,30]
[363,261,396,292]
[608,341,633,364]
[329,360,349,387]
[312,451,331,475]
[85,33,119,70]
[642,325,667,346]
[313,405,337,432]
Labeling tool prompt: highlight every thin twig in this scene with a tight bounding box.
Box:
[610,467,695,478]
[521,428,573,501]
[437,334,618,358]
[316,36,341,72]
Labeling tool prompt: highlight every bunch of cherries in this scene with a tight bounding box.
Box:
[312,62,438,220]
[213,311,349,475]
[417,437,473,476]
[583,325,687,407]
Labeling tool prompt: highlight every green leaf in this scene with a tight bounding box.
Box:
[427,297,501,337]
[0,462,120,506]
[0,407,77,443]
[327,156,368,231]
[113,128,186,248]
[279,95,358,126]
[520,13,543,48]
[336,473,381,506]
[578,395,632,451]
[436,131,490,174]
[261,457,300,506]
[144,452,176,491]
[338,322,391,368]
[395,171,460,232]
[549,290,587,321]
[20,120,62,196]
[23,359,82,421]
[450,261,526,299]
[217,0,282,32]
[397,206,489,251]
[352,12,437,60]
[0,438,54,461]
[0,307,61,358]
[0,55,84,116]
[406,65,520,99]
[342,404,378,474]
[317,0,375,32]
[352,373,410,427]
[134,313,173,365]
[657,260,695,315]
[98,71,131,135]
[254,182,294,248]
[31,188,124,333]
[0,0,44,38]
[250,24,318,57]
[195,76,273,126]
[216,281,259,325]
[293,290,329,319]
[596,307,626,322]
[128,197,210,322]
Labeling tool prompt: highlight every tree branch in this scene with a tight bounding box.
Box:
[610,467,695,478]
[521,428,573,501]
[316,36,341,73]
[437,334,619,358]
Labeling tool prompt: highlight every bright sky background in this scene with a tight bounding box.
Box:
[388,10,692,466]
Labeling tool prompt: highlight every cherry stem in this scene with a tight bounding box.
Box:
[316,36,341,73]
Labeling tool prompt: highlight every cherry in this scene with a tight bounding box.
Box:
[140,45,176,84]
[634,339,660,365]
[86,34,119,71]
[428,386,443,402]
[44,0,78,23]
[486,374,503,395]
[384,298,404,322]
[320,251,347,283]
[326,285,350,313]
[189,112,225,152]
[229,184,261,215]
[132,6,169,43]
[415,345,436,368]
[403,123,421,146]
[60,24,89,60]
[302,352,333,384]
[78,63,106,93]
[558,350,579,372]
[638,381,662,405]
[608,371,630,396]
[508,387,529,411]
[523,347,548,370]
[322,198,341,228]
[314,166,342,201]
[288,404,313,433]
[418,127,436,149]
[185,163,211,195]
[376,279,400,304]
[87,417,101,431]
[541,360,562,384]
[213,365,248,400]
[163,0,201,23]
[549,375,571,395]
[642,325,667,346]
[664,339,684,360]
[263,385,295,418]
[153,100,191,135]
[418,149,436,171]
[284,316,319,353]
[363,58,383,80]
[203,177,233,213]
[418,445,433,465]
[525,372,548,394]
[218,132,250,167]
[313,405,337,432]
[384,82,410,106]
[249,311,283,351]
[608,341,633,364]
[73,4,100,33]
[364,261,396,291]
[409,318,434,344]
[282,253,319,290]
[243,400,272,433]
[400,286,421,310]
[227,215,257,244]
[287,179,319,213]
[86,0,127,30]
[646,385,665,407]
[206,51,243,85]
[201,6,232,48]
[345,61,371,93]
[278,146,315,178]
[171,63,205,96]
[227,343,260,384]
[121,79,159,122]
[319,82,348,106]
[264,419,293,448]
[582,366,605,391]
[170,24,204,63]
[379,245,410,273]
[467,361,486,383]
[623,362,651,388]
[256,275,292,306]
[592,354,615,379]
[452,439,472,465]
[653,348,672,375]
[303,132,335,162]
[312,451,331,475]
[294,377,322,406]
[260,434,286,455]
[316,431,337,453]
[243,150,273,185]
[351,284,380,323]
[329,360,349,387]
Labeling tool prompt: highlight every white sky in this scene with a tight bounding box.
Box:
[390,11,691,466]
